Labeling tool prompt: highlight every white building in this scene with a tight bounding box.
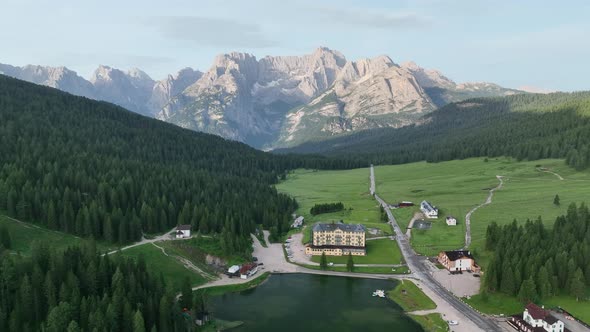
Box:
[508,303,566,332]
[227,265,240,275]
[292,216,304,228]
[446,216,457,226]
[175,224,191,238]
[420,201,438,219]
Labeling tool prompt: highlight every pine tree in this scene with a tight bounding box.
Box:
[501,266,516,295]
[346,253,354,272]
[518,277,537,303]
[133,310,146,332]
[0,226,11,249]
[570,268,586,302]
[537,266,551,299]
[320,252,328,270]
[553,194,560,206]
[67,321,81,332]
[180,277,192,309]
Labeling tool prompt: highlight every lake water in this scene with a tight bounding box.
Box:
[211,274,424,332]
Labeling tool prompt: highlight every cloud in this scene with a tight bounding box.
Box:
[148,16,278,48]
[313,7,431,30]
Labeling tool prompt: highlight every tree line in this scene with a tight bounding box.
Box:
[0,75,364,257]
[279,92,590,171]
[310,202,344,216]
[0,240,196,332]
[484,203,590,303]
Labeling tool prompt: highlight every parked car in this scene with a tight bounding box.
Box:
[252,257,258,262]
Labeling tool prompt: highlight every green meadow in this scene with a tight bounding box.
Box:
[0,213,113,254]
[119,243,207,289]
[375,157,590,257]
[276,168,403,264]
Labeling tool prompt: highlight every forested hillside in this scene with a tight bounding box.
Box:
[0,241,185,331]
[0,75,360,254]
[277,92,590,170]
[484,203,590,303]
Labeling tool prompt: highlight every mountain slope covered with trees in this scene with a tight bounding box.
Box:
[277,92,590,170]
[0,75,361,255]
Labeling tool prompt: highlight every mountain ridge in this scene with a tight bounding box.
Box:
[0,47,522,148]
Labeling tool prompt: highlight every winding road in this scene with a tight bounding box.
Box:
[370,165,500,332]
[464,175,504,249]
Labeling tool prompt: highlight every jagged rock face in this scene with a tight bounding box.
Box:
[90,66,156,115]
[1,48,521,148]
[0,64,95,98]
[148,68,203,116]
[158,47,349,145]
[275,56,436,147]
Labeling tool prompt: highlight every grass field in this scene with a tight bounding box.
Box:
[375,158,590,257]
[276,168,380,225]
[276,168,403,264]
[310,238,403,264]
[120,243,207,289]
[466,292,590,325]
[196,272,270,296]
[410,313,449,332]
[387,279,437,312]
[0,214,113,254]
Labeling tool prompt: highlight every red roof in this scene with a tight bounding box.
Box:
[525,303,548,320]
[239,263,256,274]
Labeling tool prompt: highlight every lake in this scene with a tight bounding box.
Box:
[211,273,424,332]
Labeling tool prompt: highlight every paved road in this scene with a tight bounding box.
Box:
[464,175,503,249]
[370,165,499,332]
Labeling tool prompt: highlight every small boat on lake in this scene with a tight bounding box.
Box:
[372,290,385,298]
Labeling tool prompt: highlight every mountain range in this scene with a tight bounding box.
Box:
[0,47,522,148]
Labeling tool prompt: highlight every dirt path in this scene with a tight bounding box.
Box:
[405,212,424,239]
[151,242,217,281]
[464,176,504,249]
[104,226,177,255]
[536,168,564,180]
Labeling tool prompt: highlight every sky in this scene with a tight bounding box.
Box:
[1,0,589,91]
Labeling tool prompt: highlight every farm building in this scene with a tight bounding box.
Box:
[446,216,457,226]
[437,250,480,272]
[240,263,258,279]
[508,303,567,332]
[399,201,415,207]
[420,201,438,219]
[175,225,191,238]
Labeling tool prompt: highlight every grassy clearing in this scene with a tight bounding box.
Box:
[410,313,449,332]
[387,280,437,312]
[167,236,249,266]
[0,214,113,254]
[391,207,419,231]
[276,168,380,225]
[119,243,207,289]
[466,292,590,325]
[196,272,270,296]
[310,238,403,265]
[375,158,590,257]
[277,168,403,264]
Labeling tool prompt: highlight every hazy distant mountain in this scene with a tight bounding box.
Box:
[0,63,202,117]
[1,47,521,148]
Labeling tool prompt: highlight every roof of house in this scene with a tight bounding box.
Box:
[240,263,257,274]
[307,245,366,250]
[420,201,437,212]
[312,222,365,233]
[525,303,557,322]
[176,224,191,231]
[446,216,456,220]
[443,250,474,261]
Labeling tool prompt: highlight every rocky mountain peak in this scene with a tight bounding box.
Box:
[401,61,455,88]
